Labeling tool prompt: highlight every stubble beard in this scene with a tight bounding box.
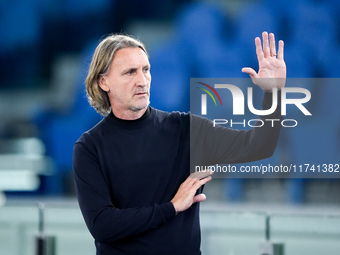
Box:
[129,98,150,112]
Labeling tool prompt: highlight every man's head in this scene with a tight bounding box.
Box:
[86,34,150,116]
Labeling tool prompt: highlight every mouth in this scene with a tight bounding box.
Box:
[134,91,149,96]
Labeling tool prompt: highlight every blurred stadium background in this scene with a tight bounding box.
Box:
[0,0,340,254]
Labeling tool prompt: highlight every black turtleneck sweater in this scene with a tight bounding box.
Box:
[73,92,281,255]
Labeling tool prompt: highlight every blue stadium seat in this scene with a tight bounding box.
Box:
[0,0,42,87]
[0,0,41,52]
[174,2,229,47]
[62,0,114,51]
[233,3,281,69]
[173,1,245,79]
[264,0,309,39]
[148,40,191,112]
[288,2,337,77]
[284,42,314,78]
[324,48,340,77]
[149,2,231,112]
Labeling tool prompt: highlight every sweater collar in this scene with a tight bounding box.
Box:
[108,106,151,124]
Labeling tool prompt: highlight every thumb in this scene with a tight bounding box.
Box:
[193,193,207,203]
[242,67,257,78]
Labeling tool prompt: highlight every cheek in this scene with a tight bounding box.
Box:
[147,74,152,84]
[109,85,125,98]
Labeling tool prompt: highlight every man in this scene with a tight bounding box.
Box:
[73,32,285,254]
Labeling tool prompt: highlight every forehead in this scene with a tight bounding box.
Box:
[111,47,149,68]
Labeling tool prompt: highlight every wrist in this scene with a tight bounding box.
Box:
[170,200,180,215]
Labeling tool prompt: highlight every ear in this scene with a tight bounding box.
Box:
[98,76,110,92]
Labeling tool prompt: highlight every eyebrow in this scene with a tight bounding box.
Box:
[121,64,150,74]
[120,67,137,74]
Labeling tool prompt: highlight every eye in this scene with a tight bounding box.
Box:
[143,66,150,73]
[125,69,136,75]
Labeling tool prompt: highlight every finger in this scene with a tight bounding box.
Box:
[262,31,270,58]
[181,175,197,187]
[242,67,257,78]
[193,175,212,190]
[182,173,208,188]
[269,33,276,57]
[190,170,213,180]
[186,172,213,189]
[278,40,284,60]
[255,37,264,61]
[193,193,207,203]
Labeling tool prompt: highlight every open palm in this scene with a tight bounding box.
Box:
[242,32,286,91]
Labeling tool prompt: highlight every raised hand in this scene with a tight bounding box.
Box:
[242,32,286,91]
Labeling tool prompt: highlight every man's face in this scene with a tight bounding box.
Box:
[100,47,151,115]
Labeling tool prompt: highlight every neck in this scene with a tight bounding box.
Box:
[111,107,148,120]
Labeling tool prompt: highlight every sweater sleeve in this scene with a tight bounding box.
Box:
[73,138,176,244]
[191,91,282,166]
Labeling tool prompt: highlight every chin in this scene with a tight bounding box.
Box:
[130,100,150,112]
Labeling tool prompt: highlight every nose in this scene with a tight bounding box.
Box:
[136,69,150,87]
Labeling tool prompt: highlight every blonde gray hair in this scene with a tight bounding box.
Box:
[85,34,148,115]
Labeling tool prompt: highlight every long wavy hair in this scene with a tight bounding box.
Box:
[85,34,148,115]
